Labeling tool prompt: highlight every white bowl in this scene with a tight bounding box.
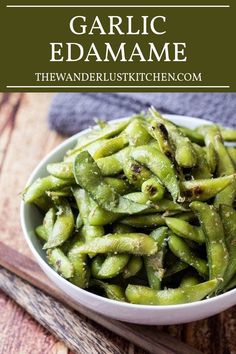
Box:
[20,114,236,325]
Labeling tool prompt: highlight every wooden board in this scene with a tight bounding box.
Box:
[1,93,236,354]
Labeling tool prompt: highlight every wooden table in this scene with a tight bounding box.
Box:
[1,92,236,354]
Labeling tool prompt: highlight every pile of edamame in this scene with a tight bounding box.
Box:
[23,108,236,305]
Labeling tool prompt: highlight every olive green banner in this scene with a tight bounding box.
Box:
[1,0,235,92]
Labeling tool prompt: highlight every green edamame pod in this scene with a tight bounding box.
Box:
[68,241,90,288]
[96,147,130,176]
[123,158,152,189]
[67,120,130,157]
[74,233,157,256]
[125,279,218,305]
[205,143,217,174]
[150,108,197,168]
[221,127,236,141]
[131,146,180,201]
[192,144,212,179]
[47,248,74,279]
[76,213,83,230]
[121,214,165,228]
[144,227,168,290]
[227,147,236,168]
[24,176,71,203]
[103,177,129,195]
[91,255,105,278]
[124,118,151,146]
[218,205,236,291]
[190,201,229,284]
[73,151,149,214]
[168,234,208,277]
[43,199,74,249]
[47,162,74,180]
[179,127,204,145]
[93,135,128,159]
[73,188,92,224]
[33,194,53,212]
[224,274,236,292]
[97,254,130,279]
[112,223,135,234]
[144,119,174,159]
[165,217,205,243]
[164,260,188,278]
[43,207,56,238]
[79,225,104,243]
[123,256,143,278]
[35,225,48,241]
[141,177,165,202]
[91,280,126,302]
[181,174,235,202]
[200,125,236,206]
[180,274,200,288]
[87,200,119,226]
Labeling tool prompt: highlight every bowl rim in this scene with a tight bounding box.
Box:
[20,114,236,311]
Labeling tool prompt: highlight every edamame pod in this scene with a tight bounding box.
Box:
[74,233,158,256]
[91,280,126,302]
[123,256,143,278]
[218,205,236,290]
[93,135,128,159]
[168,234,208,277]
[44,199,74,249]
[47,248,74,279]
[68,241,90,288]
[165,217,205,243]
[141,177,165,202]
[150,107,197,168]
[144,227,168,289]
[125,279,218,305]
[190,201,229,284]
[97,254,130,279]
[121,214,165,228]
[131,146,180,201]
[73,151,149,214]
[181,174,235,201]
[24,176,71,203]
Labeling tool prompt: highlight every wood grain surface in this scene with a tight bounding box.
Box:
[0,242,202,354]
[0,93,236,354]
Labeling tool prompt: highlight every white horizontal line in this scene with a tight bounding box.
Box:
[6,85,230,88]
[6,5,230,8]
